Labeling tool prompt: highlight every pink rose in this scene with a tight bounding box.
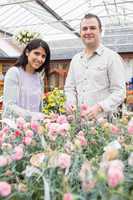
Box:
[58,153,71,169]
[107,167,124,187]
[0,155,8,167]
[30,121,39,132]
[111,124,119,134]
[16,117,26,129]
[63,192,73,200]
[128,126,133,135]
[0,181,11,197]
[80,103,90,117]
[12,146,23,161]
[58,123,70,136]
[47,123,59,140]
[128,120,133,127]
[25,130,34,137]
[82,180,96,192]
[23,136,32,145]
[47,122,59,132]
[2,126,9,134]
[56,115,67,124]
[107,160,124,188]
[127,120,133,134]
[76,135,87,146]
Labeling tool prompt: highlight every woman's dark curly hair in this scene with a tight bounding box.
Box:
[15,38,50,77]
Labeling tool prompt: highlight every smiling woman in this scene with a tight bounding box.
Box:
[2,39,51,121]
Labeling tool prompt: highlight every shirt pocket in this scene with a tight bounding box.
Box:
[89,65,108,87]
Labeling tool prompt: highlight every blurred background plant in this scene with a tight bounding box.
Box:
[42,88,66,114]
[15,30,40,45]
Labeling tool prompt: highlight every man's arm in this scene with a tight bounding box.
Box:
[98,53,126,112]
[87,53,126,120]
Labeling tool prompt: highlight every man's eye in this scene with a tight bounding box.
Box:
[82,27,88,31]
[90,27,96,30]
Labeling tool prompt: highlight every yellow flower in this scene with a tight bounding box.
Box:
[42,88,66,114]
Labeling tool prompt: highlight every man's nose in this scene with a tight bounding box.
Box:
[86,28,91,33]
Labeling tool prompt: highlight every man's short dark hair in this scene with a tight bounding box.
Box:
[81,13,102,29]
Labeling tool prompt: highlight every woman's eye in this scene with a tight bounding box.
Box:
[34,52,39,55]
[42,55,46,59]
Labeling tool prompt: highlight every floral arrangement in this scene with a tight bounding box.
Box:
[42,88,66,114]
[15,30,40,45]
[0,103,133,200]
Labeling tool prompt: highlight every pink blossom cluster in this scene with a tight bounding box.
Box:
[107,160,124,188]
[128,119,133,134]
[63,192,73,200]
[0,117,39,166]
[57,153,71,169]
[80,103,90,118]
[0,181,11,197]
[47,115,70,140]
[76,131,87,147]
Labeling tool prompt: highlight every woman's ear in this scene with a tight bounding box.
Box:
[25,49,29,57]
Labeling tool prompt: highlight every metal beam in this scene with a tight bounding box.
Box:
[114,0,121,25]
[0,0,34,6]
[35,0,80,38]
[87,1,133,8]
[0,29,12,36]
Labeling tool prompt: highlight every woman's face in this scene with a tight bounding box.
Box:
[26,47,46,73]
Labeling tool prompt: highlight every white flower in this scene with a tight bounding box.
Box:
[23,165,41,177]
[104,140,121,151]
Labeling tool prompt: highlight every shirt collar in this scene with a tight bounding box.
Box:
[80,44,104,58]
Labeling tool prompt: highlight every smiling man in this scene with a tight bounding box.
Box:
[64,13,126,120]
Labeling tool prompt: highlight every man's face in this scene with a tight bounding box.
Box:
[80,17,102,48]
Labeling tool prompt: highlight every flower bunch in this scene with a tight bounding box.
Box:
[15,30,40,45]
[0,105,133,200]
[42,88,66,114]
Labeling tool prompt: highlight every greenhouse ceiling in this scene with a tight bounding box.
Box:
[0,0,133,56]
[0,0,133,40]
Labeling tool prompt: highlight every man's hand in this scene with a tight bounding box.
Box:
[87,104,103,120]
